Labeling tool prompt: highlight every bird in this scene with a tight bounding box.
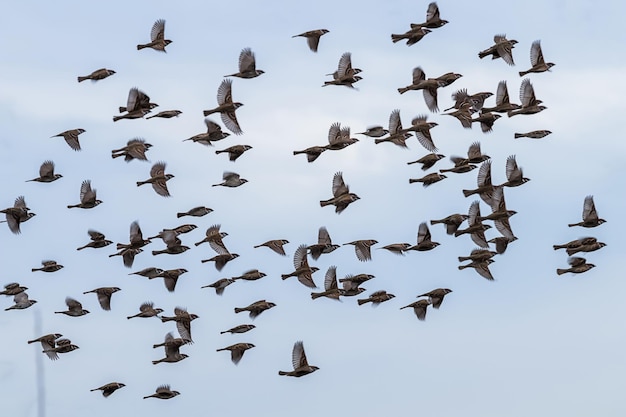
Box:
[402,115,438,151]
[137,162,174,197]
[77,68,116,82]
[234,300,276,319]
[320,171,360,214]
[127,301,164,319]
[439,163,477,174]
[150,268,188,292]
[184,118,231,145]
[391,27,431,46]
[111,138,152,162]
[31,260,63,273]
[311,266,343,300]
[281,244,319,288]
[397,68,444,112]
[379,243,412,256]
[195,224,229,251]
[519,40,555,76]
[233,269,267,282]
[417,288,453,309]
[407,153,445,170]
[339,274,374,296]
[217,343,255,364]
[445,89,493,113]
[374,109,412,148]
[215,144,253,161]
[51,129,85,151]
[409,172,447,187]
[307,226,340,260]
[67,180,102,209]
[471,112,501,133]
[430,214,470,235]
[90,382,126,398]
[443,102,474,128]
[201,250,239,271]
[254,239,289,256]
[557,257,596,275]
[458,249,497,263]
[146,110,182,119]
[152,332,189,365]
[26,160,62,183]
[478,34,517,65]
[460,141,492,166]
[412,2,448,29]
[481,80,521,113]
[82,287,121,311]
[160,307,199,342]
[565,241,606,256]
[407,222,440,251]
[129,267,163,278]
[568,196,606,228]
[137,19,172,52]
[1,196,34,234]
[357,290,396,306]
[203,79,244,135]
[55,297,89,317]
[112,221,151,268]
[28,333,63,361]
[212,171,248,188]
[323,52,362,88]
[488,236,517,254]
[358,126,389,138]
[4,292,37,311]
[499,155,530,187]
[514,130,551,139]
[343,239,378,262]
[225,48,264,78]
[76,229,112,250]
[292,29,329,52]
[293,145,328,163]
[279,341,319,377]
[143,385,180,400]
[480,186,516,240]
[220,324,256,335]
[400,299,431,321]
[325,123,359,151]
[553,237,599,251]
[201,278,236,295]
[1,282,28,296]
[177,206,213,218]
[151,230,190,256]
[115,87,157,120]
[462,160,495,205]
[508,79,546,117]
[149,224,197,240]
[458,259,495,280]
[454,201,491,248]
[41,338,79,358]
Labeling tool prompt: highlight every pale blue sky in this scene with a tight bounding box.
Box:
[1,1,625,416]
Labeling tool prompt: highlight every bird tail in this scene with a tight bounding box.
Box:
[556,269,568,276]
[234,308,245,313]
[151,360,160,365]
[391,34,404,43]
[514,133,524,139]
[553,244,565,250]
[136,181,144,186]
[176,212,186,218]
[430,220,442,225]
[219,331,227,334]
[113,116,123,122]
[478,51,488,59]
[462,189,475,197]
[278,371,289,376]
[457,265,467,270]
[311,292,323,300]
[357,299,369,306]
[320,199,332,207]
[119,107,127,113]
[397,87,408,94]
[567,223,577,227]
[77,76,88,83]
[280,274,290,280]
[31,268,40,272]
[137,44,147,50]
[408,179,419,184]
[151,250,162,256]
[194,241,204,247]
[76,245,86,251]
[458,256,470,262]
[111,153,124,159]
[203,110,214,116]
[518,71,528,77]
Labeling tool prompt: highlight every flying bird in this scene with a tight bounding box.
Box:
[137,19,172,52]
[51,129,85,151]
[568,196,606,228]
[478,34,517,66]
[279,341,319,377]
[292,29,329,52]
[26,160,62,183]
[137,162,174,197]
[77,68,116,82]
[320,171,360,214]
[90,382,126,398]
[519,40,555,76]
[225,48,264,78]
[203,79,244,135]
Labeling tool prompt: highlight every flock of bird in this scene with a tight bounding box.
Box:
[1,1,608,404]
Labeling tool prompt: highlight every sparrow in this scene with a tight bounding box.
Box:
[220,324,256,334]
[553,237,598,251]
[195,224,229,252]
[150,268,188,292]
[357,290,396,306]
[430,213,469,235]
[4,292,37,310]
[565,241,606,256]
[127,301,164,319]
[488,236,517,254]
[378,243,411,256]
[184,118,231,146]
[160,307,199,342]
[397,67,443,112]
[402,115,438,151]
[2,196,34,234]
[481,80,521,113]
[458,249,497,263]
[407,222,440,251]
[293,145,328,163]
[307,226,340,260]
[151,230,190,256]
[499,155,530,187]
[458,259,495,280]
[439,163,477,174]
[568,195,606,228]
[339,274,372,297]
[177,206,213,218]
[149,224,197,240]
[225,48,264,78]
[41,338,79,358]
[143,385,180,400]
[391,27,431,46]
[232,269,267,281]
[400,299,431,321]
[137,162,174,197]
[417,288,452,309]
[212,171,248,187]
[146,110,182,119]
[26,160,63,183]
[90,382,126,398]
[514,130,551,139]
[28,333,63,361]
[31,260,63,273]
[325,123,359,151]
[112,221,151,267]
[281,244,319,288]
[409,172,447,187]
[323,52,362,88]
[112,108,150,122]
[479,186,517,240]
[478,34,517,65]
[129,267,163,278]
[445,89,493,112]
[116,87,157,115]
[77,68,116,82]
[217,343,255,364]
[407,153,445,170]
[508,79,546,117]
[443,102,474,128]
[152,332,189,365]
[234,300,276,319]
[519,40,555,76]
[137,19,172,52]
[435,72,463,87]
[343,240,378,262]
[76,229,112,250]
[471,112,501,133]
[111,138,152,162]
[311,266,342,300]
[55,297,89,317]
[454,201,491,248]
[82,287,120,311]
[1,282,28,296]
[374,109,413,148]
[51,128,85,151]
[201,278,236,295]
[203,79,244,135]
[279,341,319,377]
[557,257,596,275]
[67,180,102,209]
[358,126,389,138]
[201,251,239,271]
[215,144,253,161]
[292,29,329,52]
[462,161,495,205]
[320,171,360,214]
[254,239,289,256]
[412,2,448,29]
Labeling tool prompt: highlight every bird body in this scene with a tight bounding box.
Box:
[52,129,85,151]
[78,68,115,82]
[568,196,606,228]
[27,160,62,182]
[293,29,329,52]
[225,48,264,78]
[67,180,102,209]
[137,19,172,52]
[90,382,125,397]
[216,343,255,364]
[279,341,319,377]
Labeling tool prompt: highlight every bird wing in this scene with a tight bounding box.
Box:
[530,40,544,66]
[39,160,55,178]
[217,79,233,105]
[582,195,598,221]
[238,48,256,73]
[151,19,166,42]
[150,162,166,178]
[332,172,349,197]
[417,222,432,244]
[293,244,309,269]
[292,341,308,369]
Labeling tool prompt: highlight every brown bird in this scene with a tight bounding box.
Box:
[553,237,598,251]
[412,2,448,29]
[439,163,477,174]
[225,48,264,78]
[233,269,267,282]
[480,186,516,240]
[323,52,362,88]
[67,180,102,209]
[391,27,431,46]
[557,257,596,275]
[137,162,174,197]
[146,110,182,119]
[152,332,189,365]
[220,324,256,334]
[5,292,37,311]
[116,87,158,115]
[55,297,89,317]
[566,241,606,256]
[519,40,555,76]
[293,145,328,163]
[212,171,248,188]
[458,248,497,263]
[127,301,164,319]
[143,385,180,400]
[28,333,63,361]
[77,68,116,82]
[402,115,438,151]
[160,307,199,342]
[151,230,190,256]
[76,229,112,250]
[137,19,172,52]
[195,224,229,252]
[325,123,359,151]
[149,224,197,240]
[407,222,440,251]
[279,341,319,377]
[177,206,213,218]
[41,338,79,358]
[32,260,63,273]
[2,196,34,234]
[481,80,521,113]
[358,125,389,138]
[462,160,495,205]
[1,282,28,296]
[568,195,606,228]
[444,102,474,128]
[215,144,253,161]
[343,239,378,262]
[217,343,255,364]
[184,118,231,145]
[357,290,396,306]
[409,172,447,187]
[281,244,319,288]
[378,243,412,256]
[90,382,126,398]
[112,108,150,122]
[444,89,493,113]
[254,239,289,256]
[111,138,152,162]
[320,171,360,214]
[129,267,163,279]
[112,221,151,268]
[458,259,495,281]
[499,155,530,188]
[307,226,340,260]
[401,299,431,321]
[488,236,517,254]
[374,109,413,148]
[201,278,236,295]
[514,130,551,139]
[339,274,373,296]
[311,266,343,300]
[407,153,446,170]
[478,34,517,66]
[203,79,244,135]
[292,29,329,52]
[508,79,546,117]
[52,128,85,151]
[26,160,63,183]
[83,287,120,311]
[417,288,452,309]
[397,67,444,113]
[454,201,491,248]
[150,268,188,292]
[201,250,239,271]
[471,112,501,133]
[234,299,276,319]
